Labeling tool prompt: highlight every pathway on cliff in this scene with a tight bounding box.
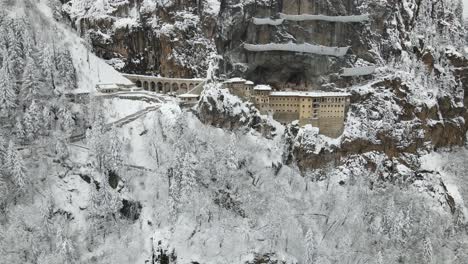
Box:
[69,105,160,143]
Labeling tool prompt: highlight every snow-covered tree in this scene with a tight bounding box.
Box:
[60,108,75,137]
[423,237,433,264]
[10,151,27,190]
[55,139,69,162]
[4,140,16,172]
[54,49,76,90]
[88,178,121,241]
[21,56,42,107]
[304,228,317,264]
[15,118,26,142]
[0,53,17,112]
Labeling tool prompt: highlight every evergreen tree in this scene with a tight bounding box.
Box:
[0,135,6,162]
[88,178,121,240]
[23,100,41,140]
[5,22,24,81]
[423,237,433,263]
[55,139,69,162]
[305,228,317,263]
[23,111,35,142]
[60,109,75,137]
[39,45,55,90]
[11,151,26,190]
[21,56,42,107]
[4,140,15,172]
[55,49,76,90]
[0,53,17,112]
[41,106,53,132]
[15,118,26,143]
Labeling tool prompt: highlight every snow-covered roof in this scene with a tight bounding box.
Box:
[341,66,376,77]
[244,42,350,57]
[270,91,350,98]
[224,77,247,83]
[254,85,272,91]
[97,83,120,89]
[64,88,91,94]
[179,94,200,98]
[223,78,255,85]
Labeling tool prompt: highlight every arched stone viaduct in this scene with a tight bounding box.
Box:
[122,74,204,94]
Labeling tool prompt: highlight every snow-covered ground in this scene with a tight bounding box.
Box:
[421,148,468,217]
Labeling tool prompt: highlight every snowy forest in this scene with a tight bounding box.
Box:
[1,0,468,264]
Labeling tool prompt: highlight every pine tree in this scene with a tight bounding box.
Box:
[39,45,55,90]
[11,151,26,190]
[106,128,123,170]
[41,106,53,132]
[55,139,69,162]
[179,152,196,203]
[88,178,121,240]
[60,109,75,137]
[23,100,41,140]
[23,111,35,142]
[5,21,24,81]
[0,53,17,112]
[15,118,26,143]
[4,140,15,172]
[21,56,42,107]
[305,228,317,263]
[55,49,76,90]
[423,237,433,263]
[454,0,464,25]
[0,135,6,162]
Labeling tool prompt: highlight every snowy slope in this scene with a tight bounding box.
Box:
[34,0,133,92]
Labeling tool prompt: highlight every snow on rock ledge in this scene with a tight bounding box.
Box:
[279,13,370,23]
[252,17,284,26]
[195,83,278,138]
[244,43,350,57]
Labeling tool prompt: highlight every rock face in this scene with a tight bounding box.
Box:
[216,0,374,88]
[65,0,468,170]
[63,0,219,77]
[196,84,278,139]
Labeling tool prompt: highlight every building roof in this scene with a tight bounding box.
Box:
[224,77,247,83]
[97,83,120,89]
[223,77,254,85]
[254,84,272,91]
[270,91,350,98]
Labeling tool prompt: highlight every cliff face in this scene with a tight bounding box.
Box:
[216,0,373,87]
[64,0,468,166]
[63,0,219,77]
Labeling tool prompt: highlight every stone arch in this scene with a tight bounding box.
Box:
[136,80,142,88]
[180,83,188,93]
[143,81,149,90]
[164,83,171,93]
[172,83,179,94]
[157,82,163,93]
[151,82,156,92]
[189,83,194,90]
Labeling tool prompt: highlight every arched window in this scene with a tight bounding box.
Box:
[164,83,171,93]
[172,83,179,93]
[181,83,188,93]
[157,82,163,93]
